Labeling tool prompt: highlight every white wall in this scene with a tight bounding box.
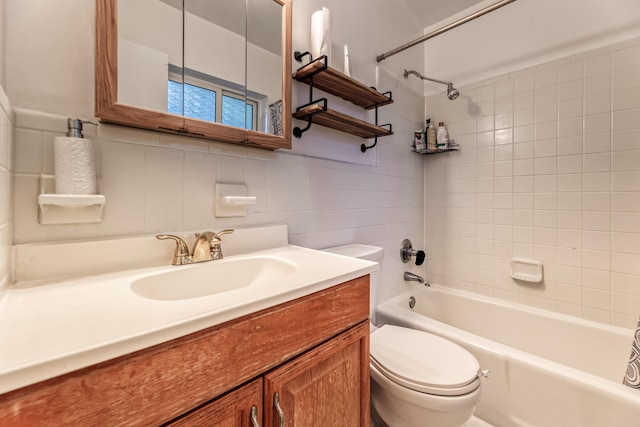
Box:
[0,87,11,296]
[7,0,427,304]
[0,0,6,89]
[424,37,640,329]
[4,0,94,118]
[0,0,10,297]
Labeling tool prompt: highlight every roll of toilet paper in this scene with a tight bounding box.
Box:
[310,7,332,61]
[54,136,97,195]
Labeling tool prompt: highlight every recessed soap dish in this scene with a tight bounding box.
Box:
[215,183,256,217]
[510,258,543,283]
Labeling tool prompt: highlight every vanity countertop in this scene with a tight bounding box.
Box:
[0,227,378,395]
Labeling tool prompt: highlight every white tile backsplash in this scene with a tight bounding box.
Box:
[425,36,640,329]
[10,75,426,311]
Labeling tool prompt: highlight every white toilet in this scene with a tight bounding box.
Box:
[322,244,481,427]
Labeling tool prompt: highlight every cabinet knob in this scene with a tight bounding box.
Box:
[274,392,284,427]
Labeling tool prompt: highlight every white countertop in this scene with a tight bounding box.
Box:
[0,228,378,394]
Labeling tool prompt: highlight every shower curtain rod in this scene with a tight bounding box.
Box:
[376,0,517,62]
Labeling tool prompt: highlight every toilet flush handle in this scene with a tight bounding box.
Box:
[480,369,491,379]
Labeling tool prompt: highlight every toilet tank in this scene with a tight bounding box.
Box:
[321,244,384,325]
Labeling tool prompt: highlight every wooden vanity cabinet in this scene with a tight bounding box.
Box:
[0,276,370,427]
[264,323,369,426]
[168,378,263,427]
[170,320,369,427]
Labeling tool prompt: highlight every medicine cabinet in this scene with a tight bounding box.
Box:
[95,0,292,150]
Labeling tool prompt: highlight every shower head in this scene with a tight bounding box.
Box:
[403,69,460,101]
[447,83,460,100]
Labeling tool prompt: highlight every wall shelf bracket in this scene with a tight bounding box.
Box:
[361,94,393,152]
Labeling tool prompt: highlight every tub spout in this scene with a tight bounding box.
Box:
[404,272,426,284]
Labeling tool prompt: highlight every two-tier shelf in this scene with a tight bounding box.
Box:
[292,52,393,152]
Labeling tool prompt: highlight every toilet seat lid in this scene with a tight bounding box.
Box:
[370,325,480,396]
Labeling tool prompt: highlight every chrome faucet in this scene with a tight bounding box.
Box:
[157,229,234,265]
[404,271,429,286]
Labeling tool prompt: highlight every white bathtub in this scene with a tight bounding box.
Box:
[375,285,640,427]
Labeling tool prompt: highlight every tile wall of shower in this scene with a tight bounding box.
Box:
[424,36,640,329]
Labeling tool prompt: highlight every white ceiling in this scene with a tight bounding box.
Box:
[397,0,487,28]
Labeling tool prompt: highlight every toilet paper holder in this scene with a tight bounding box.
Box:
[400,239,426,266]
[38,175,106,225]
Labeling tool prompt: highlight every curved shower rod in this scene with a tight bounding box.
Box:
[377,0,517,62]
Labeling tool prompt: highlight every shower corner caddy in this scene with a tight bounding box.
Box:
[292,51,393,152]
[415,142,460,156]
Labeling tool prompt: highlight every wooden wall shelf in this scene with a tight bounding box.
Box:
[293,58,394,110]
[292,54,393,152]
[293,104,393,139]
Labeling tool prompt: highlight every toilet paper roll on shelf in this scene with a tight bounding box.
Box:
[54,136,97,195]
[310,7,332,61]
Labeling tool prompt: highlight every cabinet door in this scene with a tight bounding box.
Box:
[264,321,369,427]
[168,378,263,427]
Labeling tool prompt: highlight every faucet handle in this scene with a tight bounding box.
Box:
[210,229,234,260]
[156,234,191,265]
[213,229,234,240]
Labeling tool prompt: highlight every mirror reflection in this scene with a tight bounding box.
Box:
[116,0,283,136]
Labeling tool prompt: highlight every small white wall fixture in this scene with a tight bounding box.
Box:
[215,183,256,218]
[37,175,105,225]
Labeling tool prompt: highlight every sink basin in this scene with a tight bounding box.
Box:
[131,256,298,301]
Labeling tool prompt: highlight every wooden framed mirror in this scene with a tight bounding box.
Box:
[95,0,292,150]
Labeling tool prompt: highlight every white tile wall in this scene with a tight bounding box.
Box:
[11,74,426,303]
[425,36,640,329]
[0,84,12,296]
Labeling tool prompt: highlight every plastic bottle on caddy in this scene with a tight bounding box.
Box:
[413,130,422,153]
[437,121,449,151]
[426,119,437,152]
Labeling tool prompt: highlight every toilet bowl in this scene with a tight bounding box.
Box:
[322,244,481,427]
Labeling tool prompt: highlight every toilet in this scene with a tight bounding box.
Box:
[322,244,481,427]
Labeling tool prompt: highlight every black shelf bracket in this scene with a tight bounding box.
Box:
[293,54,329,138]
[361,93,393,152]
[293,98,327,138]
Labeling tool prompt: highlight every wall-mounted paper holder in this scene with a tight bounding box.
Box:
[510,258,543,283]
[37,175,105,224]
[215,183,256,217]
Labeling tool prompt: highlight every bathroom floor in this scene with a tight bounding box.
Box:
[464,416,494,427]
[371,413,493,426]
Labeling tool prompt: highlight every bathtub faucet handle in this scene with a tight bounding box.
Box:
[400,238,427,266]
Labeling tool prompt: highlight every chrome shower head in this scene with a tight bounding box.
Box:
[404,70,460,101]
[447,83,460,100]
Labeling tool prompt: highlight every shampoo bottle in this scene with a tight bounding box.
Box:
[437,121,449,151]
[426,119,437,152]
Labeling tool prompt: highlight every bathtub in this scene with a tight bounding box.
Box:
[375,285,640,427]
